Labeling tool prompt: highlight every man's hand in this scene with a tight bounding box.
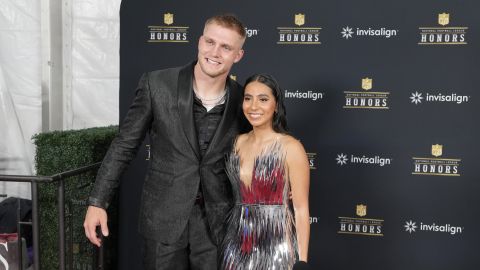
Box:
[83,205,109,247]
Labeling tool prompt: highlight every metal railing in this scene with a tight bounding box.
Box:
[0,162,102,270]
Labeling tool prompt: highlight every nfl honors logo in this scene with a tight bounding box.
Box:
[418,13,467,45]
[362,78,372,90]
[277,14,321,45]
[431,144,442,157]
[356,204,367,217]
[164,13,174,25]
[307,152,317,170]
[438,13,449,26]
[295,14,305,26]
[148,12,189,43]
[344,78,389,109]
[412,144,461,176]
[338,204,384,237]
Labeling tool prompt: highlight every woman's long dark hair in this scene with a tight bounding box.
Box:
[244,74,289,133]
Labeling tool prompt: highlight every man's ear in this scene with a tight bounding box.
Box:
[234,49,245,63]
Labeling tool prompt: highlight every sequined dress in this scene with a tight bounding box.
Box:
[221,142,297,270]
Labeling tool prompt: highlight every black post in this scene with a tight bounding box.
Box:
[16,198,23,270]
[68,199,73,270]
[31,182,40,270]
[99,239,104,270]
[58,179,66,270]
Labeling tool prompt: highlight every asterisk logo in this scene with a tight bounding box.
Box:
[336,153,348,165]
[410,92,424,105]
[404,220,417,233]
[341,26,354,39]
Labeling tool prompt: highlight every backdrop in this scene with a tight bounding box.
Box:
[118,0,480,269]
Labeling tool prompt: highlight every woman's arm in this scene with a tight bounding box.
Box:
[286,138,310,262]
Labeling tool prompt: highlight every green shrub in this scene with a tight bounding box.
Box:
[33,126,118,270]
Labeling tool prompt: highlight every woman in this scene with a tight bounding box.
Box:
[221,74,310,270]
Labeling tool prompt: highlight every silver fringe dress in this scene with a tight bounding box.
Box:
[221,142,298,270]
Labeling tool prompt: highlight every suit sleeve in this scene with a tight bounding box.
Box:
[88,73,153,209]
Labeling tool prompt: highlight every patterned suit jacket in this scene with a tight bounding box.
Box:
[89,61,248,244]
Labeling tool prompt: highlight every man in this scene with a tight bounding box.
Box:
[84,14,248,269]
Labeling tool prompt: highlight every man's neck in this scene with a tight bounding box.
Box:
[193,64,228,98]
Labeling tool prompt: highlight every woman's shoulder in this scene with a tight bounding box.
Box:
[278,134,307,158]
[278,134,302,148]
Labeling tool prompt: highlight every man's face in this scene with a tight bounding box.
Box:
[197,23,245,78]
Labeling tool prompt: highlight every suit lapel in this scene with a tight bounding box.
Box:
[205,77,242,159]
[177,62,200,160]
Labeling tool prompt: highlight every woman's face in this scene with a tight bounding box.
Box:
[243,81,277,129]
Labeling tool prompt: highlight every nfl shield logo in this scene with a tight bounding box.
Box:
[356,204,367,217]
[295,14,305,26]
[431,144,443,157]
[362,78,372,90]
[438,13,449,26]
[164,13,174,25]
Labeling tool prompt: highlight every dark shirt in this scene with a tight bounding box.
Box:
[193,93,226,159]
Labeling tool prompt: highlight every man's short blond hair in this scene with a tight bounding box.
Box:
[205,14,246,40]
